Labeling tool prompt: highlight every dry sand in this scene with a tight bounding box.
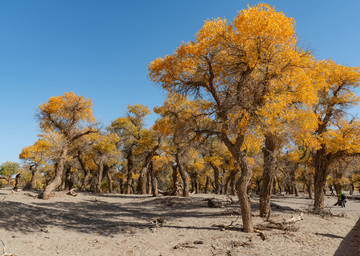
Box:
[0,188,359,256]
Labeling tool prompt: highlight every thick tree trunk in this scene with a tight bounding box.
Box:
[307,173,313,199]
[204,176,210,193]
[290,165,299,197]
[147,171,152,194]
[64,167,73,190]
[149,162,158,197]
[230,170,237,195]
[314,148,330,210]
[81,170,91,191]
[106,168,113,193]
[78,154,91,191]
[138,166,148,194]
[95,158,104,193]
[260,133,277,218]
[237,158,254,233]
[222,134,254,232]
[211,164,221,194]
[41,147,68,199]
[126,151,134,194]
[176,153,189,197]
[13,173,21,190]
[29,165,38,190]
[224,172,231,195]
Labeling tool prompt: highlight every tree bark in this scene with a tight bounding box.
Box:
[149,161,158,197]
[95,158,104,193]
[106,167,113,193]
[147,170,152,194]
[221,134,254,232]
[211,163,221,194]
[260,133,276,218]
[314,148,330,210]
[307,172,313,199]
[126,151,134,194]
[29,165,38,190]
[176,153,189,197]
[78,154,91,191]
[41,147,68,199]
[204,176,210,193]
[138,166,148,194]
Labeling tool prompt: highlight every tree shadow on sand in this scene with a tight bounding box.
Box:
[0,195,244,237]
[334,217,360,256]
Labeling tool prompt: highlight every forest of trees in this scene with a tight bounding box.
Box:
[1,4,360,233]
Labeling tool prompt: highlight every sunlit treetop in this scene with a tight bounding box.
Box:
[38,92,95,139]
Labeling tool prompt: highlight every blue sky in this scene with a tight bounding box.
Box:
[0,0,359,164]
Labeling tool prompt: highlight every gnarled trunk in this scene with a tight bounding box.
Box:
[41,147,68,199]
[260,134,276,218]
[314,148,330,210]
[176,153,189,197]
[222,134,254,233]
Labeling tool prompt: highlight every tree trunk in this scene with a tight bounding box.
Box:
[314,148,330,210]
[138,166,148,194]
[224,173,231,195]
[260,134,276,218]
[176,153,189,197]
[147,170,152,194]
[237,158,254,233]
[149,162,158,197]
[78,154,91,191]
[13,173,21,190]
[96,158,104,193]
[64,167,73,190]
[211,163,221,194]
[81,169,91,191]
[307,173,313,199]
[126,151,134,194]
[230,170,237,195]
[29,165,38,190]
[204,176,210,193]
[41,147,68,199]
[107,168,113,193]
[222,134,254,232]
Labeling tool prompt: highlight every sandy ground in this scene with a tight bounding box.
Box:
[0,188,359,256]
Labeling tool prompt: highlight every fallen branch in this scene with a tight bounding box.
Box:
[67,188,78,197]
[0,239,16,256]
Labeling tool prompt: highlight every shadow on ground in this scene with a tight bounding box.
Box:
[334,217,360,256]
[0,194,244,237]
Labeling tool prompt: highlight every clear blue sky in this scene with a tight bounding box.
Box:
[0,0,359,164]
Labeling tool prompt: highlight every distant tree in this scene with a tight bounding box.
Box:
[0,161,20,180]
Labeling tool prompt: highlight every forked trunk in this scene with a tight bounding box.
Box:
[41,147,68,199]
